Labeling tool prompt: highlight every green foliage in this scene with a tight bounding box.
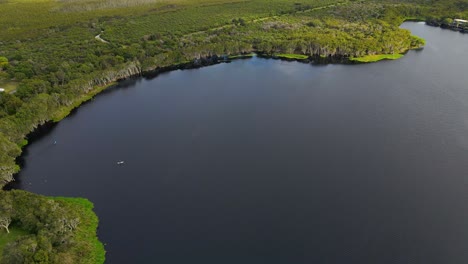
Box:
[0,58,7,69]
[0,190,104,264]
[0,93,22,117]
[51,197,105,264]
[410,35,426,48]
[0,1,465,263]
[17,139,28,148]
[275,53,309,60]
[227,53,255,59]
[350,53,404,62]
[0,226,30,260]
[0,0,466,187]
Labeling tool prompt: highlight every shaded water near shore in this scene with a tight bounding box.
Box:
[8,23,468,263]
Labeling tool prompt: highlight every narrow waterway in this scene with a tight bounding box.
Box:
[9,23,468,263]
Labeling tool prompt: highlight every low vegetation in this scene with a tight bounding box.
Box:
[275,54,310,60]
[350,53,404,63]
[0,226,29,260]
[228,53,255,59]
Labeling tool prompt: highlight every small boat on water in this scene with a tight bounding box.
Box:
[117,161,124,165]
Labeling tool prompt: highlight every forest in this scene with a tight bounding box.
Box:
[0,190,104,263]
[0,0,467,262]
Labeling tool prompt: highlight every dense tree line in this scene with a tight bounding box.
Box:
[0,190,104,263]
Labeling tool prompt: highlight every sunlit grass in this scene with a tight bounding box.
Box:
[0,226,30,260]
[0,81,18,93]
[228,53,255,59]
[350,53,404,63]
[276,53,309,60]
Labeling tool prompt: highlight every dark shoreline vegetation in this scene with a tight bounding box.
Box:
[0,0,467,262]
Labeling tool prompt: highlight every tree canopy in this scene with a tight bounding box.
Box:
[0,190,104,264]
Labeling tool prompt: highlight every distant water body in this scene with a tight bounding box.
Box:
[9,23,468,263]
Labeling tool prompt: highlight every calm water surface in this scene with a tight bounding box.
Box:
[9,23,468,263]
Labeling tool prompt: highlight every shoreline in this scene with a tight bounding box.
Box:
[2,35,427,189]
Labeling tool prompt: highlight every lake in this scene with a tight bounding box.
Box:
[8,22,468,263]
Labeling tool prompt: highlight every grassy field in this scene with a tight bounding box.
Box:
[228,53,255,59]
[275,53,310,60]
[0,81,17,93]
[350,54,404,63]
[0,226,30,259]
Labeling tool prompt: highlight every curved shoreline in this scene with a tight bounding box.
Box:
[2,32,427,189]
